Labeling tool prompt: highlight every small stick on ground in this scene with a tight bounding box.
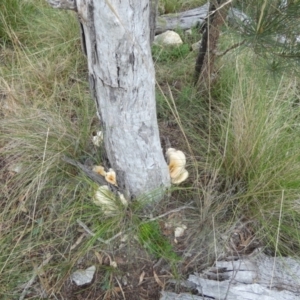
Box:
[146,204,193,223]
[77,219,109,244]
[76,219,123,245]
[115,276,126,299]
[70,232,86,250]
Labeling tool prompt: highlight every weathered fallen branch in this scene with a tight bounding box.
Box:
[156,4,209,34]
[156,3,249,34]
[161,251,300,300]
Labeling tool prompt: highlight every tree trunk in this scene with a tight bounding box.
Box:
[194,0,230,87]
[149,0,158,43]
[47,0,170,201]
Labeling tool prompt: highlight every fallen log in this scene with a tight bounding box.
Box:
[160,251,300,300]
[156,4,209,34]
[156,3,250,34]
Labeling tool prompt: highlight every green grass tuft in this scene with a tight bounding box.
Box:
[137,221,179,261]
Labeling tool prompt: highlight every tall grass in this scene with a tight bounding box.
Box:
[0,1,105,298]
[217,54,300,254]
[155,40,300,256]
[0,0,38,45]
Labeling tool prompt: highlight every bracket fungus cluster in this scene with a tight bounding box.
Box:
[93,165,118,186]
[93,185,128,216]
[92,164,128,215]
[91,147,188,216]
[166,148,188,184]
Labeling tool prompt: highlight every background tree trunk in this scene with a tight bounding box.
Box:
[150,0,158,43]
[48,0,170,201]
[194,0,230,87]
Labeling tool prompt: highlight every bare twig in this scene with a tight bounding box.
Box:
[214,0,233,13]
[105,231,123,244]
[76,219,123,245]
[115,277,126,299]
[217,39,246,57]
[146,204,194,223]
[76,219,109,244]
[70,232,86,250]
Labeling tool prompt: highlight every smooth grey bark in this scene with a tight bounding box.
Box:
[47,0,170,200]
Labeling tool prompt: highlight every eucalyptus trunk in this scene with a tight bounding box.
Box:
[47,0,170,201]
